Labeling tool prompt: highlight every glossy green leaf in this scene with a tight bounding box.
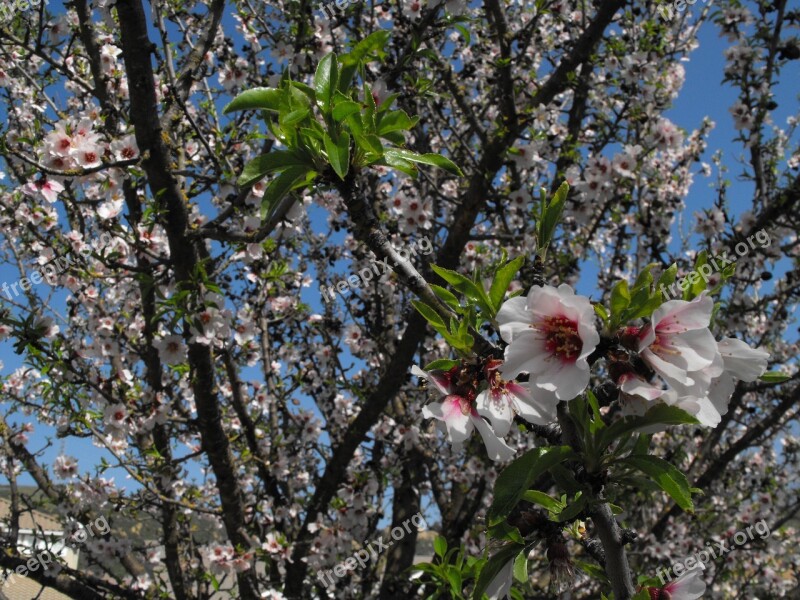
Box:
[237,152,309,188]
[332,100,362,121]
[598,404,698,451]
[512,551,528,583]
[314,53,339,111]
[223,87,282,114]
[355,133,383,156]
[342,30,391,65]
[377,110,419,134]
[489,255,524,310]
[487,521,524,544]
[379,130,406,145]
[260,166,311,220]
[430,284,461,312]
[488,446,575,525]
[382,151,417,177]
[556,492,587,522]
[759,371,790,383]
[433,536,447,558]
[521,490,564,513]
[384,148,463,176]
[324,132,351,179]
[594,303,610,324]
[423,358,459,371]
[472,544,526,600]
[281,108,310,126]
[411,300,446,331]
[610,280,631,327]
[621,454,694,513]
[539,181,569,250]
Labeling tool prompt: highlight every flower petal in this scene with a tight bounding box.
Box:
[476,390,513,437]
[496,296,531,343]
[652,293,713,334]
[472,416,515,462]
[718,337,770,382]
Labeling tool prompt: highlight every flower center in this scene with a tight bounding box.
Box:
[541,316,581,362]
[650,333,679,356]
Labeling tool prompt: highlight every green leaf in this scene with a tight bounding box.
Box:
[684,250,709,300]
[337,63,358,94]
[377,110,419,135]
[354,133,383,156]
[610,280,630,326]
[594,303,610,324]
[237,151,309,188]
[431,284,461,312]
[260,166,311,221]
[382,151,418,177]
[445,567,462,593]
[342,30,391,65]
[472,544,525,600]
[433,536,447,558]
[424,358,459,371]
[598,404,698,451]
[288,81,317,102]
[512,551,528,583]
[281,108,310,126]
[383,148,463,176]
[379,130,406,145]
[487,521,524,544]
[332,100,362,122]
[488,446,576,525]
[539,181,569,251]
[555,492,587,522]
[760,371,790,383]
[454,23,471,45]
[521,490,564,513]
[324,132,351,179]
[430,265,494,316]
[411,300,446,331]
[314,53,339,111]
[489,256,525,311]
[657,263,678,291]
[631,264,656,292]
[575,559,610,583]
[621,454,694,513]
[223,87,282,114]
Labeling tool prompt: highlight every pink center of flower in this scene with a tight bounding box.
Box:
[646,588,671,600]
[541,316,582,362]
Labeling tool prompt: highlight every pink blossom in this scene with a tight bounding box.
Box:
[497,284,600,401]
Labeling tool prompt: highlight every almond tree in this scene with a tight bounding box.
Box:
[0,0,797,599]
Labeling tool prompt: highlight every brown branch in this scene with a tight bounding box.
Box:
[652,383,800,539]
[114,1,259,598]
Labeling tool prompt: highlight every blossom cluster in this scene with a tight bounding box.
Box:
[418,283,770,460]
